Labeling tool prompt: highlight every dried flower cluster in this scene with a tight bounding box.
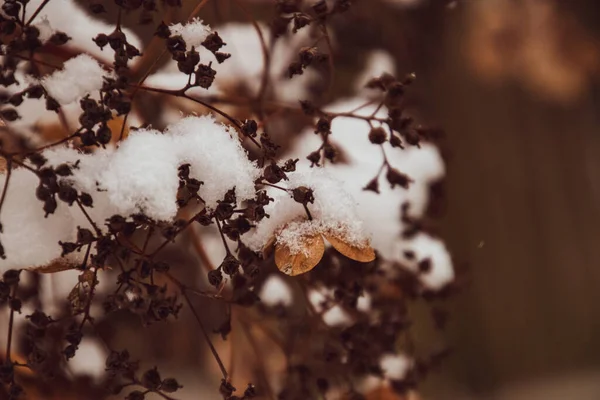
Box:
[0,0,455,399]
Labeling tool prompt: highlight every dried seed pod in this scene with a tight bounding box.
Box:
[323,233,376,262]
[274,234,325,276]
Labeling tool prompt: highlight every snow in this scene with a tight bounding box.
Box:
[260,274,293,307]
[0,169,75,269]
[27,0,142,63]
[399,233,454,290]
[102,129,180,221]
[245,168,370,255]
[0,115,261,271]
[146,21,320,102]
[379,353,412,380]
[43,54,107,105]
[167,115,261,209]
[284,96,452,289]
[169,19,212,49]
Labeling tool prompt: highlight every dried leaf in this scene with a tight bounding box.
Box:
[28,261,76,274]
[324,233,376,262]
[274,234,325,276]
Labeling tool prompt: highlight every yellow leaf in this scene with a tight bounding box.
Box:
[274,234,325,276]
[324,233,376,262]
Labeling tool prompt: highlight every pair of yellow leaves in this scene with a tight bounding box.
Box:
[274,232,376,276]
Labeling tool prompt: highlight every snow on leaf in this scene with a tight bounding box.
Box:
[274,233,324,276]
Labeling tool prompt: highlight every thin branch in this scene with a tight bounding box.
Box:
[75,198,101,235]
[182,290,229,379]
[5,284,17,362]
[239,318,276,400]
[25,0,52,26]
[0,160,13,228]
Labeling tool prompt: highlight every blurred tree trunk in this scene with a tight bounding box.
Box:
[420,1,600,393]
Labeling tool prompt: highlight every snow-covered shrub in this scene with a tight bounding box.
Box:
[0,1,454,399]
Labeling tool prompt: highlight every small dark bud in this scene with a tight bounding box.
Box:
[43,196,57,217]
[125,391,146,400]
[57,182,78,205]
[93,33,109,49]
[315,117,331,134]
[27,153,47,168]
[96,124,112,145]
[386,168,411,189]
[26,84,44,99]
[214,52,231,63]
[293,14,311,32]
[63,344,77,360]
[0,108,20,121]
[79,192,94,207]
[389,133,403,148]
[45,96,61,112]
[263,163,286,184]
[292,186,314,204]
[8,94,23,106]
[363,177,380,193]
[141,367,162,390]
[77,227,95,244]
[9,297,21,312]
[219,379,236,397]
[107,215,127,233]
[287,61,304,78]
[307,150,321,167]
[208,268,223,287]
[108,31,126,50]
[220,254,240,276]
[166,35,186,52]
[2,269,20,285]
[244,383,257,398]
[201,32,225,53]
[368,127,387,144]
[161,378,183,393]
[299,100,316,116]
[282,158,299,172]
[59,241,78,256]
[323,143,336,161]
[55,163,72,176]
[242,119,258,138]
[2,1,21,17]
[299,47,318,66]
[195,63,216,89]
[89,3,106,13]
[178,163,190,179]
[49,31,71,46]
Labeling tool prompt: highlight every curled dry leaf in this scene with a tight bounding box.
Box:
[324,233,376,262]
[274,234,325,276]
[29,261,76,273]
